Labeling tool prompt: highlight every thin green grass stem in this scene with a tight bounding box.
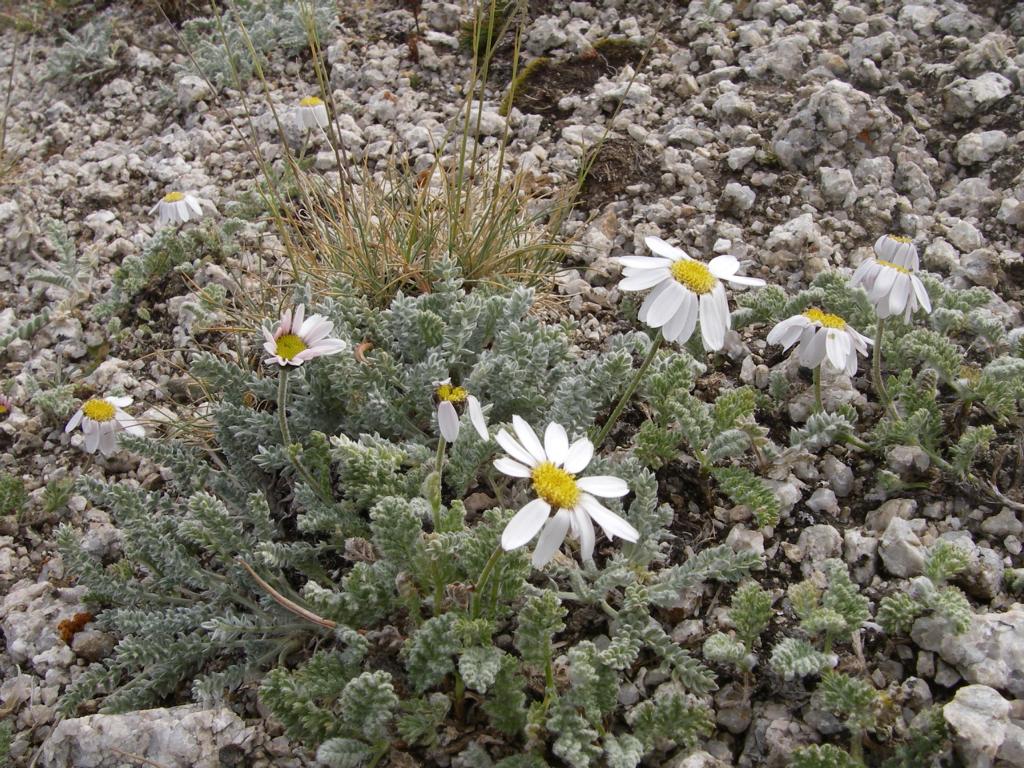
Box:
[594,331,662,448]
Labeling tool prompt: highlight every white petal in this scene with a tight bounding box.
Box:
[699,289,727,351]
[531,509,571,567]
[99,427,118,456]
[825,329,849,371]
[616,255,674,270]
[468,396,488,440]
[578,494,640,542]
[563,438,594,474]
[493,456,532,478]
[708,254,739,279]
[874,264,898,298]
[850,259,874,287]
[889,274,911,316]
[799,327,828,368]
[646,280,686,328]
[619,268,671,292]
[638,279,673,324]
[496,428,538,467]
[84,424,101,453]
[666,291,698,344]
[576,475,629,498]
[724,273,766,287]
[544,422,569,465]
[911,275,931,314]
[512,415,547,463]
[438,401,460,442]
[767,315,808,348]
[305,338,348,357]
[574,508,596,562]
[645,236,689,261]
[279,308,294,335]
[65,409,84,433]
[501,498,552,550]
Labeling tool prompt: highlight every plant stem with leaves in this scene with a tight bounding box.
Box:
[594,331,663,447]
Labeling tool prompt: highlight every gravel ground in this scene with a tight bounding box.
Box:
[2,0,1024,765]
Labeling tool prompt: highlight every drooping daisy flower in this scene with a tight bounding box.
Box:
[65,396,145,456]
[0,394,12,420]
[767,308,872,376]
[850,235,932,322]
[295,96,329,130]
[434,379,488,443]
[494,416,639,567]
[150,191,204,226]
[262,304,348,367]
[616,236,765,351]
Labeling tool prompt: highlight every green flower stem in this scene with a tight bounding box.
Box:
[872,318,889,409]
[471,544,503,619]
[454,669,466,723]
[593,330,663,448]
[277,367,292,446]
[812,365,824,413]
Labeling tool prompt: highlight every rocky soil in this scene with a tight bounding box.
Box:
[1,0,1024,765]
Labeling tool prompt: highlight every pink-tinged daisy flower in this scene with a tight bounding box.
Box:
[262,304,348,367]
[0,394,12,420]
[65,396,145,456]
[150,191,204,226]
[434,379,488,443]
[767,308,872,376]
[295,96,329,130]
[494,416,639,567]
[616,236,765,351]
[851,235,932,322]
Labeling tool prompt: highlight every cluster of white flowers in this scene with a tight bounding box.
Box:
[616,232,931,378]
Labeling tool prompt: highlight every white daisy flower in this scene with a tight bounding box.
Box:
[262,304,348,367]
[494,416,639,567]
[767,308,872,376]
[616,236,765,351]
[850,235,932,322]
[434,379,488,443]
[150,191,203,226]
[295,96,329,130]
[65,396,145,456]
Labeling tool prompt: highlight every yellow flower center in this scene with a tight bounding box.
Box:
[0,404,7,416]
[82,398,116,422]
[300,96,324,107]
[888,234,913,243]
[531,461,580,509]
[162,191,185,203]
[275,334,308,360]
[876,259,910,275]
[670,260,717,295]
[803,308,846,329]
[436,384,468,403]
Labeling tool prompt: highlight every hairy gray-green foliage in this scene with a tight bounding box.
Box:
[0,474,27,518]
[877,542,973,636]
[771,561,865,678]
[94,221,241,321]
[178,0,336,88]
[816,671,880,738]
[47,18,122,86]
[4,218,93,357]
[790,743,861,768]
[61,271,767,762]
